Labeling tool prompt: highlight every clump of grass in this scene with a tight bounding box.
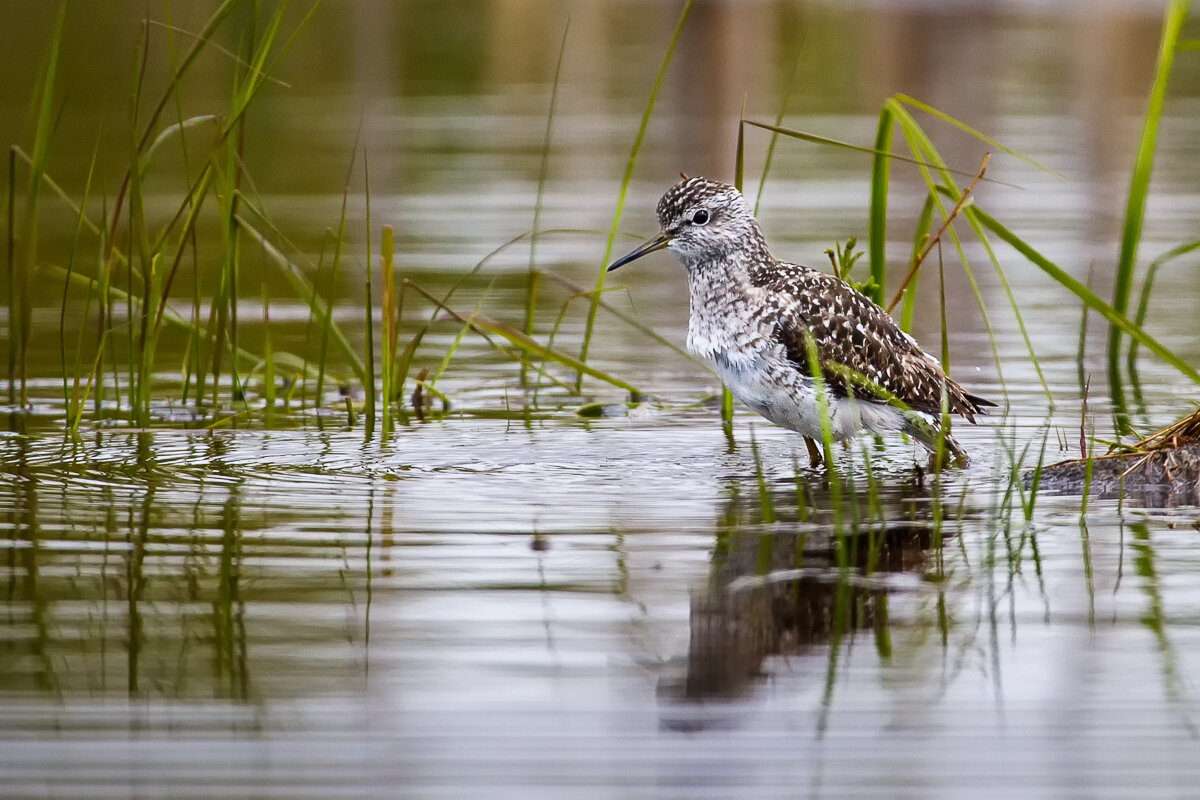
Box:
[12,0,713,445]
[825,237,871,295]
[11,2,330,425]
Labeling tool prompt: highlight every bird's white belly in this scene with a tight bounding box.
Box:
[713,350,906,441]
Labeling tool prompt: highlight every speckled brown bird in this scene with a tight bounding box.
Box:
[607,176,994,467]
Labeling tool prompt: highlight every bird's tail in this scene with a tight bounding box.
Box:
[903,414,970,468]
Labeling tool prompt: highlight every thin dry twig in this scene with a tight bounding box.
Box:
[885,152,991,314]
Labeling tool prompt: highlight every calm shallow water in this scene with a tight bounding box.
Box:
[3,1,1200,798]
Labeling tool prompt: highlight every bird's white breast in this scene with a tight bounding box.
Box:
[709,346,908,442]
[682,251,908,442]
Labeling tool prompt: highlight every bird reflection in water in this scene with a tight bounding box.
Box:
[657,467,955,729]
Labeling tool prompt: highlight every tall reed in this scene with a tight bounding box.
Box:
[1107,0,1191,431]
[380,225,397,433]
[11,5,66,407]
[523,19,570,387]
[363,152,376,436]
[579,0,694,389]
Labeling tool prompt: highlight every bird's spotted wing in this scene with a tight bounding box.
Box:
[755,264,987,420]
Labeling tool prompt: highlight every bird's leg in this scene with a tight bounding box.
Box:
[803,436,823,468]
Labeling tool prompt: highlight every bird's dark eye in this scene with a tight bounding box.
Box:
[692,209,710,225]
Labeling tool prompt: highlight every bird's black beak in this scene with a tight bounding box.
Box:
[607,231,672,272]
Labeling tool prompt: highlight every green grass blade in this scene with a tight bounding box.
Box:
[6,148,16,403]
[888,105,1010,397]
[381,225,396,428]
[1107,0,1190,381]
[106,0,242,252]
[900,192,936,332]
[971,203,1200,385]
[10,146,103,238]
[314,132,361,400]
[142,114,221,164]
[939,248,950,371]
[70,325,111,433]
[403,280,639,395]
[539,270,700,367]
[128,22,153,421]
[735,103,746,192]
[895,94,1065,179]
[749,429,776,524]
[236,214,367,383]
[578,0,694,388]
[262,267,276,423]
[224,4,286,137]
[153,168,216,332]
[61,137,101,419]
[754,50,803,215]
[802,332,843,535]
[15,2,66,406]
[136,0,242,151]
[1024,428,1050,522]
[726,103,747,431]
[890,101,1054,404]
[473,315,640,394]
[44,262,262,367]
[429,291,491,388]
[867,106,895,306]
[1128,238,1200,374]
[523,18,569,386]
[742,119,1020,187]
[137,253,165,417]
[364,149,376,433]
[394,227,596,399]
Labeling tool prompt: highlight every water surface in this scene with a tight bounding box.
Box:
[3,1,1200,797]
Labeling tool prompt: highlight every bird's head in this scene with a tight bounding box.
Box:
[608,176,760,273]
